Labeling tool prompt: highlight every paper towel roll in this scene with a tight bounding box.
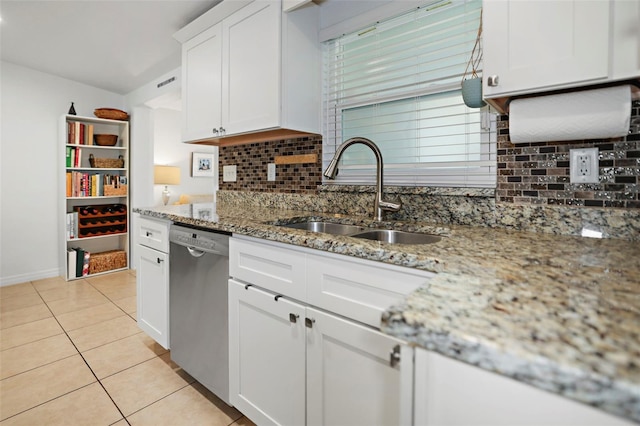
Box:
[509,85,631,143]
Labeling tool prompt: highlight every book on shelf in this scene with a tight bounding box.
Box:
[68,171,125,198]
[67,248,77,280]
[74,147,81,167]
[66,212,78,239]
[82,251,90,276]
[74,248,84,277]
[66,172,72,197]
[86,124,94,145]
[68,122,95,145]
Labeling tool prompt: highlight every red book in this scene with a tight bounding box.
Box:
[69,122,75,144]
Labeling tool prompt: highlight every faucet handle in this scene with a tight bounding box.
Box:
[379,198,402,212]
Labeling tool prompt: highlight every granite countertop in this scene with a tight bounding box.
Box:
[135,203,640,423]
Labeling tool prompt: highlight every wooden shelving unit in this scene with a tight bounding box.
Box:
[59,115,130,280]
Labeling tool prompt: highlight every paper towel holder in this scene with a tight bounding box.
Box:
[494,80,640,115]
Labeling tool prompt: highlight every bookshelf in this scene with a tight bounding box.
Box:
[59,115,130,281]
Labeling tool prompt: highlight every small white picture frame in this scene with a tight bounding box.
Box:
[194,206,213,220]
[192,152,215,177]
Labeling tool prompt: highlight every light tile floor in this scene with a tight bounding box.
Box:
[0,270,255,426]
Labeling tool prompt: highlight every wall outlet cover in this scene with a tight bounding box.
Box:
[223,165,237,182]
[570,148,599,184]
[267,163,276,181]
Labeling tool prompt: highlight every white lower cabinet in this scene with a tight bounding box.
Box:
[410,348,633,426]
[229,279,306,426]
[228,236,423,426]
[135,216,170,349]
[229,279,406,426]
[306,307,406,426]
[136,244,169,349]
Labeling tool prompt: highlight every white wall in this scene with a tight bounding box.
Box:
[152,108,217,206]
[0,61,124,285]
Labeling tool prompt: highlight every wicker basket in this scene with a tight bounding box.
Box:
[94,134,118,146]
[89,154,124,168]
[89,250,127,274]
[94,108,129,121]
[103,184,127,196]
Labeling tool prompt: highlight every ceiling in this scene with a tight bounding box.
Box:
[0,0,221,95]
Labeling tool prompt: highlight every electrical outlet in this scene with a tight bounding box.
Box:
[267,163,276,181]
[223,165,237,182]
[570,148,599,184]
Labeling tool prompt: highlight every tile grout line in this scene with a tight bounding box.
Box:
[35,278,133,425]
[0,284,121,423]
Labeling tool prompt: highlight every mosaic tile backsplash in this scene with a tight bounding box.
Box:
[218,135,322,194]
[496,101,640,209]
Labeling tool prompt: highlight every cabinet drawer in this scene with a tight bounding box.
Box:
[230,237,306,301]
[307,253,433,328]
[137,216,170,252]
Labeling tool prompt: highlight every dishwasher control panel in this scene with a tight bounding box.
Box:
[169,226,229,255]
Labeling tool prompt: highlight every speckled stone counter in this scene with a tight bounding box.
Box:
[134,203,640,423]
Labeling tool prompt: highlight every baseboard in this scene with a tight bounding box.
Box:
[0,268,61,287]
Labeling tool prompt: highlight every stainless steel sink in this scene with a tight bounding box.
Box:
[281,221,366,236]
[279,221,442,245]
[351,229,441,245]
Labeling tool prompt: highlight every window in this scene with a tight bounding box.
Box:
[323,0,496,187]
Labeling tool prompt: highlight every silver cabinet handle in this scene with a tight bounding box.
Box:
[389,344,401,367]
[289,313,299,323]
[305,317,315,328]
[212,128,219,135]
[219,127,226,135]
[487,75,500,87]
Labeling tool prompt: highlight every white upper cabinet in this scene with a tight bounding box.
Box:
[222,1,281,136]
[483,0,640,110]
[181,23,223,143]
[175,0,321,145]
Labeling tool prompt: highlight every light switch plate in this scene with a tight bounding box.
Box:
[223,165,237,182]
[570,148,599,184]
[267,163,276,181]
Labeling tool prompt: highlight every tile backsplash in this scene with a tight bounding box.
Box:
[496,101,640,209]
[218,135,322,194]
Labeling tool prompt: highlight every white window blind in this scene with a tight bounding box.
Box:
[322,0,496,188]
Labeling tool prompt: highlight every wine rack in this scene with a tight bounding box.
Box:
[75,204,128,238]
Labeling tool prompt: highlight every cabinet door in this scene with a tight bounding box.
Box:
[228,279,306,426]
[413,349,632,426]
[182,22,223,142]
[483,0,610,98]
[222,0,281,135]
[306,307,408,426]
[136,245,169,349]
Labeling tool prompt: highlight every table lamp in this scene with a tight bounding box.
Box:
[154,165,181,205]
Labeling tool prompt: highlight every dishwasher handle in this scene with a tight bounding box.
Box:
[186,246,206,258]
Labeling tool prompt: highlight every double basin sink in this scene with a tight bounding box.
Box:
[280,221,441,245]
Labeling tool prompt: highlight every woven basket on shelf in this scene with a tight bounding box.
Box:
[94,108,129,121]
[103,184,127,196]
[89,154,124,168]
[89,250,127,274]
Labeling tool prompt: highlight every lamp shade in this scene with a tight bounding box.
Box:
[154,165,181,185]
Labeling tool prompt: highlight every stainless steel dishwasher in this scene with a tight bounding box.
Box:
[169,225,231,405]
